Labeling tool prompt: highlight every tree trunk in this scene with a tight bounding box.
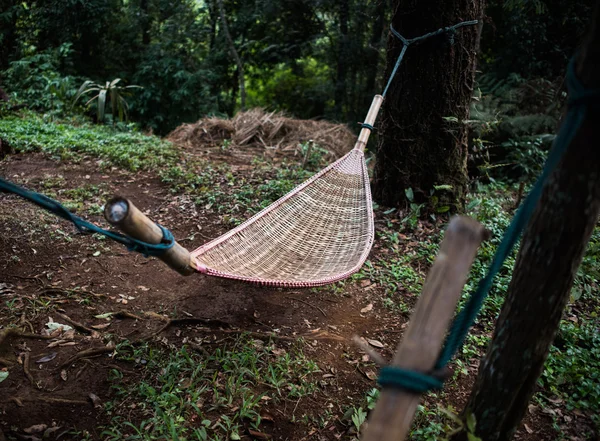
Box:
[372,0,483,210]
[459,5,600,441]
[334,0,350,120]
[216,0,246,111]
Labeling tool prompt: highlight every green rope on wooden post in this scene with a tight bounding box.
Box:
[0,177,175,257]
[377,56,600,394]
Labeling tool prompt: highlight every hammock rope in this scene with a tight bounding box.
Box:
[378,56,600,393]
[0,177,174,257]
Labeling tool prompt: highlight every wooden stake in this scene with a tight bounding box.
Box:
[104,197,195,276]
[361,216,487,441]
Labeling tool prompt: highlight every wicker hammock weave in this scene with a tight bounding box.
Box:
[190,95,383,287]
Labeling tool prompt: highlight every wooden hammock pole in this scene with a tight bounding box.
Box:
[361,216,488,441]
[354,94,384,152]
[104,197,195,276]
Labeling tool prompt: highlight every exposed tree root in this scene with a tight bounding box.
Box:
[0,329,53,347]
[113,310,144,321]
[214,328,345,342]
[288,297,327,317]
[152,316,231,336]
[6,396,24,407]
[59,343,115,370]
[22,352,38,388]
[55,313,94,335]
[0,357,14,367]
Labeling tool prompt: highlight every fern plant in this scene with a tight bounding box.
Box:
[74,79,141,124]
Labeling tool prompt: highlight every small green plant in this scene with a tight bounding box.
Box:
[351,407,368,434]
[74,79,142,124]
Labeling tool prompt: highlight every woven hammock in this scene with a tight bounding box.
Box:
[189,95,383,287]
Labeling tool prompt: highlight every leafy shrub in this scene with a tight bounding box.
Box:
[468,71,562,182]
[2,43,79,116]
[74,79,142,124]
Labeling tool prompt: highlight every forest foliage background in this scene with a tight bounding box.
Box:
[0,0,594,143]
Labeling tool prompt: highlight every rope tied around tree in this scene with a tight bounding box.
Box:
[0,177,175,257]
[359,20,478,131]
[378,55,600,394]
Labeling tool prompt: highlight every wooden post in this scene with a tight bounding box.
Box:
[354,94,384,153]
[104,197,195,276]
[361,216,488,441]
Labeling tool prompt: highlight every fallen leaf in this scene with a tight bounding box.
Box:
[360,304,373,314]
[0,370,8,383]
[137,286,150,292]
[271,347,286,356]
[89,393,102,408]
[260,412,275,423]
[59,341,77,347]
[43,426,61,438]
[524,424,533,434]
[24,424,48,434]
[366,338,384,348]
[60,370,68,381]
[36,352,57,363]
[91,323,111,330]
[94,312,114,320]
[248,429,272,440]
[92,251,101,257]
[46,319,73,333]
[360,280,372,288]
[47,340,65,348]
[365,370,377,381]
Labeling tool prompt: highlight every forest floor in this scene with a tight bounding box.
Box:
[0,114,598,441]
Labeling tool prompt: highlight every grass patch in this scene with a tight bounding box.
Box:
[160,158,314,226]
[103,335,321,440]
[0,112,177,171]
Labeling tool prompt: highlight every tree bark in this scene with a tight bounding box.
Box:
[459,4,600,441]
[372,0,483,209]
[216,0,246,111]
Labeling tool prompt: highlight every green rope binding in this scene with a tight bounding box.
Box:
[382,20,479,98]
[0,177,175,257]
[378,56,600,393]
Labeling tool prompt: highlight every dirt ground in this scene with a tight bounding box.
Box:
[0,151,589,441]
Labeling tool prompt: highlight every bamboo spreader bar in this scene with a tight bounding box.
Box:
[104,197,195,276]
[361,216,488,441]
[354,94,383,153]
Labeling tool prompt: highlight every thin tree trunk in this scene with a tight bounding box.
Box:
[459,5,600,441]
[140,0,151,46]
[216,0,246,111]
[372,0,483,210]
[363,0,386,109]
[334,0,350,119]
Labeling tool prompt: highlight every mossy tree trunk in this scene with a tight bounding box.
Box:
[372,0,483,210]
[459,5,600,441]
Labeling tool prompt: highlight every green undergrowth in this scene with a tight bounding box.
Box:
[160,157,314,226]
[0,112,176,171]
[355,182,600,434]
[103,335,321,441]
